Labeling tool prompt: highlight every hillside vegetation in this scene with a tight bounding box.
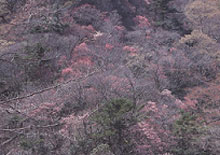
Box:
[0,0,220,154]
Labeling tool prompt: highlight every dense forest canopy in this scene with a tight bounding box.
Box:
[0,0,220,154]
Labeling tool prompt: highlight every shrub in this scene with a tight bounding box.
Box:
[90,144,114,155]
[172,110,208,155]
[185,0,220,41]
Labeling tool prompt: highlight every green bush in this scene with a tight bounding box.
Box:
[90,98,137,154]
[172,110,208,155]
[90,144,114,155]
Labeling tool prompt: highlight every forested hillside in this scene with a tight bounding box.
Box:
[0,0,220,154]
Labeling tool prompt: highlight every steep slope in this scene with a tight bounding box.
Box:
[0,0,220,155]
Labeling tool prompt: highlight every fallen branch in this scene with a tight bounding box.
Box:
[0,134,20,147]
[0,123,63,132]
[0,68,101,105]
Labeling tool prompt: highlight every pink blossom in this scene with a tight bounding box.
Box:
[129,52,138,57]
[58,55,67,65]
[183,97,197,108]
[146,30,151,39]
[78,57,92,65]
[104,17,110,22]
[146,35,151,39]
[82,25,95,32]
[147,101,159,113]
[74,42,89,52]
[61,67,73,75]
[105,43,114,50]
[170,47,177,52]
[161,89,172,96]
[73,57,93,66]
[115,25,125,31]
[135,15,151,28]
[123,45,138,53]
[174,99,186,109]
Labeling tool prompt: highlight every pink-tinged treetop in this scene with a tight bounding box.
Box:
[135,15,151,28]
[75,42,90,52]
[71,56,94,66]
[123,46,138,52]
[61,67,73,75]
[105,43,114,50]
[82,25,96,32]
[161,89,194,109]
[182,97,197,109]
[128,95,178,154]
[131,119,173,154]
[114,25,126,31]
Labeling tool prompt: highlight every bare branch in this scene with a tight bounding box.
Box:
[0,123,62,132]
[0,68,101,105]
[0,134,20,147]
